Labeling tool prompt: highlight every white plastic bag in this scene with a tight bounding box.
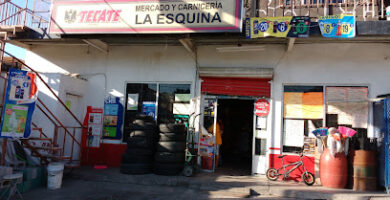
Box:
[335,140,343,153]
[327,136,336,157]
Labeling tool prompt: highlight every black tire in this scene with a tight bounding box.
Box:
[133,119,155,126]
[159,123,186,134]
[126,147,154,156]
[159,133,186,142]
[153,162,183,176]
[130,123,156,131]
[122,153,153,164]
[266,168,279,181]
[129,130,156,137]
[156,141,185,152]
[127,136,153,149]
[134,114,155,122]
[154,152,185,163]
[120,163,152,174]
[302,172,315,186]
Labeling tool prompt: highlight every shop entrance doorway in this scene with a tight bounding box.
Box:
[217,99,254,175]
[200,95,270,175]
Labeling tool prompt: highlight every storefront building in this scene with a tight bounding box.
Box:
[21,42,388,176]
[5,0,390,180]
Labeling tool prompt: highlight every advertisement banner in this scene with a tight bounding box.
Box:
[0,69,37,138]
[246,16,310,38]
[82,106,103,148]
[50,0,243,34]
[103,96,123,139]
[318,14,355,38]
[142,101,156,120]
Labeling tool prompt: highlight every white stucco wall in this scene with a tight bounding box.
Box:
[25,42,390,158]
[26,45,196,146]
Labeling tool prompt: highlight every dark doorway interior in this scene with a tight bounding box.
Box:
[216,99,253,175]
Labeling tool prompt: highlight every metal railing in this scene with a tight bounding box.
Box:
[55,126,83,164]
[249,0,384,20]
[0,1,49,29]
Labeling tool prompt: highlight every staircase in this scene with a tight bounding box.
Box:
[0,47,84,167]
[0,1,83,167]
[0,0,84,165]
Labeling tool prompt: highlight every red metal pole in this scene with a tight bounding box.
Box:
[70,128,75,164]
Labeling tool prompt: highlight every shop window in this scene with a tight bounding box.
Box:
[124,83,157,141]
[282,85,369,153]
[158,84,191,124]
[283,86,324,153]
[325,86,368,138]
[123,83,191,142]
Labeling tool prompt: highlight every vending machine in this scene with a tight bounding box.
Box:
[373,99,390,193]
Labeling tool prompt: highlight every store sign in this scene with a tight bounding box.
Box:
[318,14,355,38]
[0,69,37,138]
[246,16,310,38]
[50,0,244,34]
[255,99,270,117]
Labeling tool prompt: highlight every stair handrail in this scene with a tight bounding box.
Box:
[0,1,49,28]
[0,47,84,128]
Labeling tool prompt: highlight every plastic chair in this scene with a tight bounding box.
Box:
[0,173,23,200]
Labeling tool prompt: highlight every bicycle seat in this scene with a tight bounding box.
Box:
[278,155,286,158]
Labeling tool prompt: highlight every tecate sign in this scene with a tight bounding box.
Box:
[50,0,244,34]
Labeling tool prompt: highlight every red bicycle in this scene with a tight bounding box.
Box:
[266,153,315,186]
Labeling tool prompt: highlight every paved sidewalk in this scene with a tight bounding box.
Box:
[24,167,390,200]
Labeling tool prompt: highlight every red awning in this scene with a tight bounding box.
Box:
[201,77,271,97]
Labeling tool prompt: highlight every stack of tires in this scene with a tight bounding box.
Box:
[120,115,158,174]
[154,123,187,175]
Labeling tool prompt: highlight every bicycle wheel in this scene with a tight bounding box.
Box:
[266,168,279,181]
[302,172,315,186]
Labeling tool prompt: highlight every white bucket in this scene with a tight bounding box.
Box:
[386,6,390,21]
[47,162,64,190]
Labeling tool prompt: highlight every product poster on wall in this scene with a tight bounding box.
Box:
[127,94,138,110]
[142,101,156,119]
[82,106,103,148]
[0,69,37,138]
[103,96,123,139]
[1,104,28,137]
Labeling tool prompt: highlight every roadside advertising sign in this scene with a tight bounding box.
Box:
[0,69,37,138]
[246,16,310,38]
[318,14,355,38]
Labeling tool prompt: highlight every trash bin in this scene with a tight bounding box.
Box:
[47,163,64,190]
